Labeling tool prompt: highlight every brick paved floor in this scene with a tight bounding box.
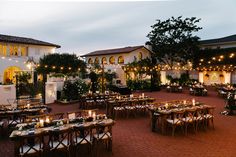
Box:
[1,89,236,157]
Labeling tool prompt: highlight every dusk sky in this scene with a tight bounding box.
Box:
[1,0,236,55]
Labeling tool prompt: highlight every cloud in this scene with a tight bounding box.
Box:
[0,0,236,55]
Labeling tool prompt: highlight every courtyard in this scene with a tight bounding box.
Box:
[1,88,235,157]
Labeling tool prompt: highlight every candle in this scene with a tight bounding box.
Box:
[27,103,30,109]
[45,117,50,123]
[92,112,96,121]
[192,99,195,106]
[165,103,169,109]
[142,93,144,98]
[88,110,92,117]
[39,119,44,127]
[183,100,186,105]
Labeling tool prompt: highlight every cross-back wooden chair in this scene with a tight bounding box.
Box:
[183,108,197,135]
[93,121,114,157]
[166,110,185,136]
[67,111,83,120]
[18,132,44,157]
[72,123,94,157]
[204,106,214,129]
[48,127,72,157]
[50,112,64,120]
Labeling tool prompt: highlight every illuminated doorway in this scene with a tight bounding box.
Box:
[3,66,21,84]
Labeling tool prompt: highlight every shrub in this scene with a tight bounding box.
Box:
[126,79,151,91]
[63,79,89,101]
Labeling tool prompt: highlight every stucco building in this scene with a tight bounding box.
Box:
[82,34,236,85]
[82,45,152,85]
[0,34,60,84]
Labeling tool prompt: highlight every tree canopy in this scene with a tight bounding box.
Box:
[36,53,86,75]
[147,16,202,69]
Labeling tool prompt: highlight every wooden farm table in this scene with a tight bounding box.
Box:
[10,118,114,157]
[106,97,155,118]
[149,101,215,134]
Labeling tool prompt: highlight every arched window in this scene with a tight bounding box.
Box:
[118,56,124,64]
[109,56,115,64]
[138,52,143,60]
[88,58,93,64]
[94,57,99,64]
[102,57,107,64]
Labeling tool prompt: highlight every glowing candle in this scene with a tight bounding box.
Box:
[92,112,96,120]
[88,110,92,117]
[39,119,44,127]
[192,99,195,106]
[183,100,186,105]
[142,93,144,98]
[165,103,169,109]
[27,103,30,109]
[45,117,50,123]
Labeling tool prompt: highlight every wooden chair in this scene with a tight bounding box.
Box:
[194,107,206,131]
[50,112,64,120]
[183,108,196,135]
[18,133,44,157]
[113,100,125,119]
[72,123,94,157]
[26,114,46,123]
[166,110,185,136]
[93,121,114,157]
[204,106,214,129]
[48,127,72,157]
[125,100,137,118]
[67,111,82,120]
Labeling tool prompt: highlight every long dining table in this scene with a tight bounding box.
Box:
[106,95,156,118]
[10,117,114,157]
[0,105,49,126]
[149,100,215,134]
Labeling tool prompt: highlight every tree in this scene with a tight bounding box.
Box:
[147,16,202,69]
[36,53,86,75]
[35,53,86,103]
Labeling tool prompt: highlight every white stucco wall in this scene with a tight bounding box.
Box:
[85,47,151,85]
[0,43,57,83]
[0,85,16,105]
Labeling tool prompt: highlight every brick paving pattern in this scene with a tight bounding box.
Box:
[1,89,236,157]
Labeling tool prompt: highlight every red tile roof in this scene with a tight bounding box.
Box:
[200,34,236,45]
[82,45,150,57]
[0,34,61,48]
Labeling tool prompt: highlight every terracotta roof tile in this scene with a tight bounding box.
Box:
[82,45,147,57]
[0,34,60,48]
[200,34,236,45]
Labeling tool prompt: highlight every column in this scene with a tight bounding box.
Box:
[199,72,204,83]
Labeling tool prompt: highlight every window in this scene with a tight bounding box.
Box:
[88,58,93,64]
[109,56,115,64]
[14,46,18,56]
[3,45,7,56]
[0,44,2,56]
[138,52,143,60]
[21,47,28,56]
[94,57,99,64]
[9,45,19,56]
[9,45,14,56]
[118,56,124,64]
[102,57,107,64]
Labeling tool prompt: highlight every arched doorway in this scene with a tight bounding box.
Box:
[3,66,21,84]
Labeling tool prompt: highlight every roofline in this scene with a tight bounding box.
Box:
[200,41,236,47]
[0,40,61,48]
[81,45,151,57]
[0,34,61,48]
